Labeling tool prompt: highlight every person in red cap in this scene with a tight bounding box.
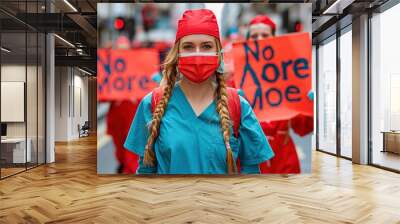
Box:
[243,15,314,174]
[247,15,276,40]
[123,9,274,174]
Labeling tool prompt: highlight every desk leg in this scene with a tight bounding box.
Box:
[382,133,386,153]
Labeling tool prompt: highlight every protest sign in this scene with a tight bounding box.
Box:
[98,49,159,101]
[232,32,313,121]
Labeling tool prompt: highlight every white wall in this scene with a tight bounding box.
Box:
[1,65,26,145]
[1,65,36,138]
[1,64,46,164]
[54,67,89,141]
[72,73,89,138]
[1,66,25,129]
[54,67,69,141]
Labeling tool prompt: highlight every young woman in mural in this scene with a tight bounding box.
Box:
[124,9,274,174]
[245,15,314,174]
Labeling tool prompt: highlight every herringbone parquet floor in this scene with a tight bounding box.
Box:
[1,135,399,224]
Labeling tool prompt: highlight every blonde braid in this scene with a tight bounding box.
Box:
[143,45,179,167]
[215,72,237,174]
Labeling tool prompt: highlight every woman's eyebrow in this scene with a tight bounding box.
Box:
[201,41,213,45]
[181,41,193,45]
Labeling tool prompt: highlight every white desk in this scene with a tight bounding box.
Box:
[1,138,31,163]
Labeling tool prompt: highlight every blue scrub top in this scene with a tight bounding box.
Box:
[124,83,274,174]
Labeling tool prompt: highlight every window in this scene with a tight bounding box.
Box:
[317,36,337,154]
[339,28,352,158]
[371,3,400,171]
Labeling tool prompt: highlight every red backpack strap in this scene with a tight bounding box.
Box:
[226,87,242,174]
[226,87,241,138]
[151,87,164,113]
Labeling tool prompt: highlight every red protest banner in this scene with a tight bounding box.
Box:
[232,32,313,122]
[97,49,160,101]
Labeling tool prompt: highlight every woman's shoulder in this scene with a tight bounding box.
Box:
[238,94,252,111]
[135,91,153,117]
[140,84,180,109]
[141,91,153,106]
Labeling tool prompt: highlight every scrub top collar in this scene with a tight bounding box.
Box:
[175,83,217,119]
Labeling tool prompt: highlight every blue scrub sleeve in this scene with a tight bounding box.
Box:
[307,90,314,101]
[123,93,152,155]
[151,72,162,84]
[123,93,156,174]
[238,95,274,172]
[237,88,245,97]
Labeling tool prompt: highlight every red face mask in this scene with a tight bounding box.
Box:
[177,52,219,83]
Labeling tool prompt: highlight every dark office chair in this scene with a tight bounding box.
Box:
[78,121,90,138]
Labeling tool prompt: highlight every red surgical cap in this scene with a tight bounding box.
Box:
[175,9,220,43]
[249,15,276,31]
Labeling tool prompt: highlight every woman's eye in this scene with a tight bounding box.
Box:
[202,45,212,49]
